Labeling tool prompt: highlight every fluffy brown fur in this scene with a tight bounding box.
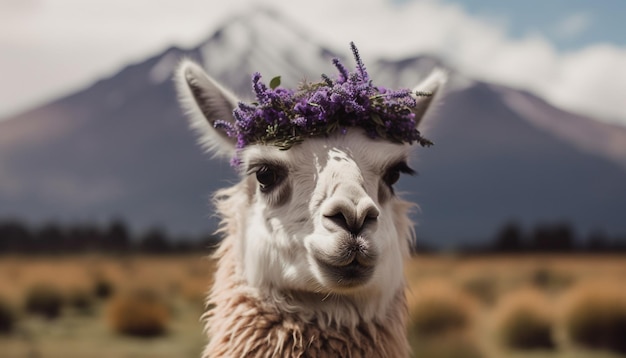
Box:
[203,239,409,358]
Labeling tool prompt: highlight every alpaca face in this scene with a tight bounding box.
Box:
[175,58,444,308]
[236,131,412,297]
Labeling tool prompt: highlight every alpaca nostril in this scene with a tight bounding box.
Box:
[326,212,352,232]
[362,214,378,228]
[364,206,380,223]
[323,202,378,235]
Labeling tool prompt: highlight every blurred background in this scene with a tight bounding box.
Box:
[1,0,625,357]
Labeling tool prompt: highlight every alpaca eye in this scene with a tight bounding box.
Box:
[383,168,401,186]
[255,165,284,192]
[383,162,415,188]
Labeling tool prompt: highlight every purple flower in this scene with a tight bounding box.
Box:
[332,58,349,82]
[216,42,433,167]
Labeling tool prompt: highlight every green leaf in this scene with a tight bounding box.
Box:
[419,138,434,147]
[269,76,282,90]
[371,113,384,126]
[326,122,338,134]
[375,125,387,139]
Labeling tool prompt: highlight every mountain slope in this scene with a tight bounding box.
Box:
[407,81,626,245]
[498,86,626,171]
[0,46,232,235]
[1,9,626,245]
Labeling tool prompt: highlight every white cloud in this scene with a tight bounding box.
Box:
[550,45,626,121]
[0,0,625,126]
[553,12,591,39]
[0,0,245,118]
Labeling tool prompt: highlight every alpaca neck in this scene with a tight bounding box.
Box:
[203,236,410,358]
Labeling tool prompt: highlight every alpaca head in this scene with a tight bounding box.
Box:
[176,46,445,322]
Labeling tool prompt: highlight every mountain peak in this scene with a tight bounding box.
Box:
[193,10,339,97]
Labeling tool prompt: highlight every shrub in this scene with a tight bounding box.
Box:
[25,284,64,320]
[562,283,626,354]
[67,288,95,315]
[93,277,114,300]
[531,267,573,293]
[461,275,498,305]
[494,289,555,350]
[107,289,170,337]
[408,280,475,337]
[0,297,16,334]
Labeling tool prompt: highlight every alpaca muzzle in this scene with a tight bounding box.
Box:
[313,234,378,290]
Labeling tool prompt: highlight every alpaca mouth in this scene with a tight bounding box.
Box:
[312,235,378,289]
[316,256,375,289]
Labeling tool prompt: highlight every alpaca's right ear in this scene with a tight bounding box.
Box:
[175,59,238,158]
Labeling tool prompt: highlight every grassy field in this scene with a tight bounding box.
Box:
[0,254,625,358]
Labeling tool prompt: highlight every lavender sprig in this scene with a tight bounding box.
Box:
[221,43,433,164]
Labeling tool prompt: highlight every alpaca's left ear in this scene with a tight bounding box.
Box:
[411,68,447,128]
[175,59,239,158]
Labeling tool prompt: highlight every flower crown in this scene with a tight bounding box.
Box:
[215,42,433,166]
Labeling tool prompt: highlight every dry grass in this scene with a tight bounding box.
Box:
[0,254,212,357]
[107,289,171,337]
[0,255,215,303]
[0,295,16,334]
[560,281,626,354]
[405,255,626,358]
[0,254,625,357]
[492,288,555,350]
[407,279,477,337]
[411,331,486,358]
[407,278,486,358]
[66,287,96,315]
[24,284,64,320]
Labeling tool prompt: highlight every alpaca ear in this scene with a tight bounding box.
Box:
[175,59,239,158]
[411,68,447,128]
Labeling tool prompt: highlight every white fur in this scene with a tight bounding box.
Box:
[236,133,411,325]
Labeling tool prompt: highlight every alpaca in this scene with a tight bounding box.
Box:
[175,44,445,357]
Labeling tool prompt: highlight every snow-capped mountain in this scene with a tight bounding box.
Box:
[1,9,626,246]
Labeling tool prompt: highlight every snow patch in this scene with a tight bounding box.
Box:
[149,51,179,84]
[201,21,251,75]
[198,11,335,93]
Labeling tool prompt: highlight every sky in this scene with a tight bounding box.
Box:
[1,0,625,126]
